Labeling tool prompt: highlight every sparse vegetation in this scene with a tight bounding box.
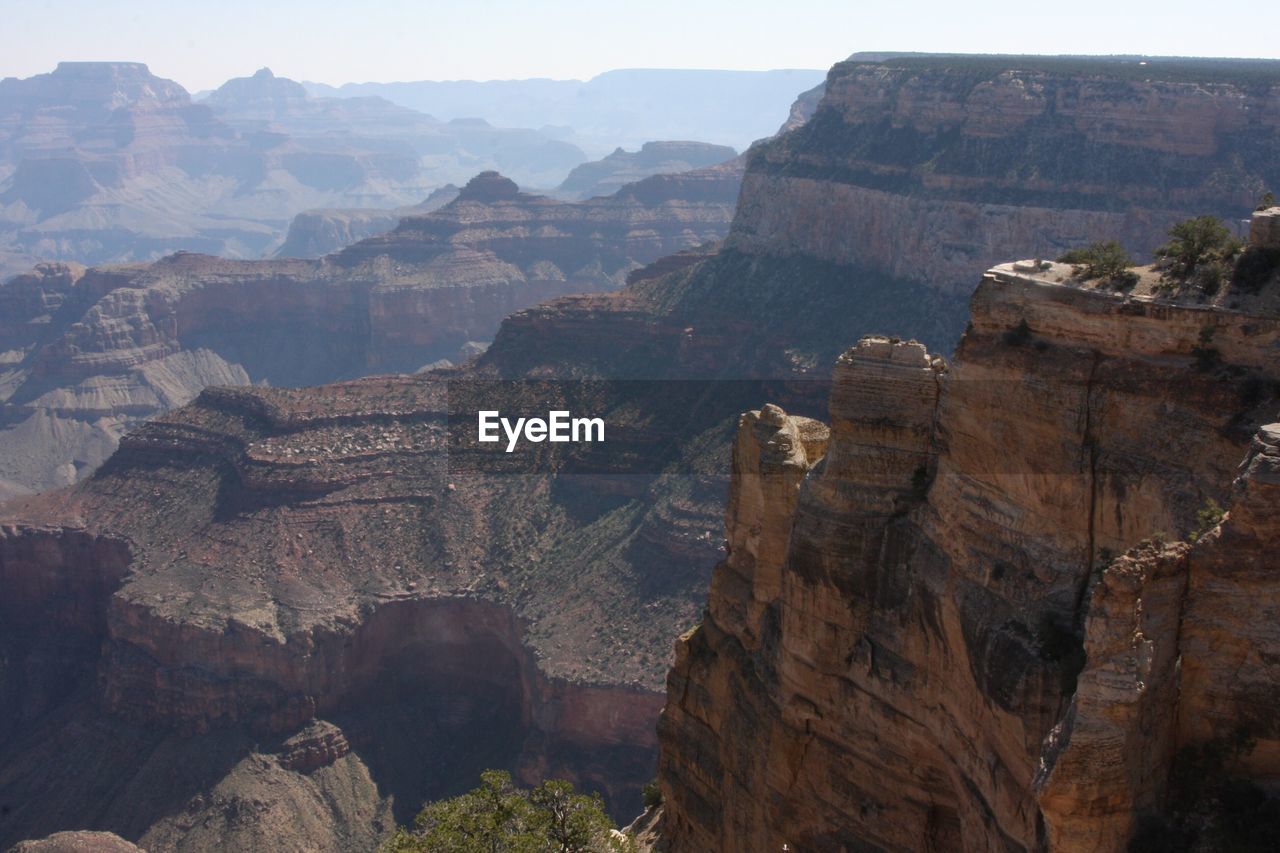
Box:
[1155,216,1244,285]
[381,770,631,853]
[1057,240,1138,287]
[1190,325,1221,372]
[641,778,662,810]
[1257,190,1276,211]
[1188,497,1226,542]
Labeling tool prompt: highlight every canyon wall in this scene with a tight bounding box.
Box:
[656,257,1280,850]
[0,372,686,850]
[730,56,1280,294]
[0,168,738,494]
[4,55,1280,851]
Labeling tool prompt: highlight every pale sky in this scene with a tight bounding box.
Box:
[3,0,1278,91]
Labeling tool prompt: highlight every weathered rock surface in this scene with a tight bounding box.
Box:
[7,831,145,852]
[5,54,1280,853]
[731,55,1280,295]
[656,265,1280,851]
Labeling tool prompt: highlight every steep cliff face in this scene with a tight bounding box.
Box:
[730,56,1280,295]
[0,370,697,849]
[489,57,1280,388]
[0,168,738,494]
[657,258,1280,851]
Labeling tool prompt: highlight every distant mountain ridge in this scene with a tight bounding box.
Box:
[0,63,591,264]
[301,68,828,155]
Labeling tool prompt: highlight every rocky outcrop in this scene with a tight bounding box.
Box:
[656,261,1280,851]
[1037,420,1280,850]
[1252,206,1280,249]
[275,185,460,259]
[554,141,737,200]
[730,56,1280,295]
[0,167,739,493]
[7,831,145,853]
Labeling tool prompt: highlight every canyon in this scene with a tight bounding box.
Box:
[2,54,1280,851]
[0,166,740,496]
[655,233,1280,850]
[0,63,591,264]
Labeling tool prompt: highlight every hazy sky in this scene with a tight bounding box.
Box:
[4,0,1279,91]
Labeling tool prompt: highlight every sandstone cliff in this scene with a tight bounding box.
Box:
[656,248,1280,850]
[731,55,1280,296]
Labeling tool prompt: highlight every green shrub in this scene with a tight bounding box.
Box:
[641,778,662,810]
[382,769,631,853]
[1057,240,1137,286]
[1189,497,1225,542]
[1257,190,1276,210]
[1190,325,1221,372]
[1156,216,1244,281]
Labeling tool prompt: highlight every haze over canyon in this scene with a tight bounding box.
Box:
[1,40,1279,853]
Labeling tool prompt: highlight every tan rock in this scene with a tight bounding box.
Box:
[658,266,1280,851]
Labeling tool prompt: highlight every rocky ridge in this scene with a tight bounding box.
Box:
[275,184,461,259]
[552,141,738,200]
[0,63,587,264]
[0,167,739,494]
[730,55,1280,295]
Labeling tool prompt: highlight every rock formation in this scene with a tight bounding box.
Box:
[0,63,587,264]
[731,54,1280,295]
[4,54,1280,852]
[0,167,739,494]
[655,244,1280,850]
[275,184,460,259]
[553,141,738,200]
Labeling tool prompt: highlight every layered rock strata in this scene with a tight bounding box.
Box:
[731,55,1280,295]
[0,167,738,493]
[0,63,588,263]
[657,262,1280,851]
[553,141,737,201]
